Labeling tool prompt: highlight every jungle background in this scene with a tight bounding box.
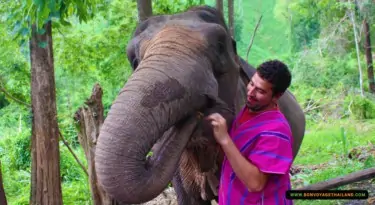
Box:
[0,0,375,204]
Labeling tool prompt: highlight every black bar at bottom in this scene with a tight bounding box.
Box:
[286,190,369,200]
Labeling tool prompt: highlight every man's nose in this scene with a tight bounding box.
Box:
[247,87,255,97]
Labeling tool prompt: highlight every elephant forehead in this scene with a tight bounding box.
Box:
[151,23,207,43]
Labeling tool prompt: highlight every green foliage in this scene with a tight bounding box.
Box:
[363,155,375,169]
[344,94,375,120]
[235,0,292,66]
[0,130,31,171]
[2,169,30,205]
[60,146,87,182]
[289,52,360,89]
[4,0,101,41]
[153,0,205,14]
[52,0,138,144]
[0,128,31,204]
[0,103,31,139]
[0,25,31,105]
[287,0,345,52]
[340,127,348,159]
[0,94,9,109]
[62,181,92,204]
[289,17,320,52]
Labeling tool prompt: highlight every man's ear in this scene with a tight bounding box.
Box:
[273,92,284,101]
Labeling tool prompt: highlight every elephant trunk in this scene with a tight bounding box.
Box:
[95,34,218,203]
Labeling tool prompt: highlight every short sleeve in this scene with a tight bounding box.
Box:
[247,132,293,174]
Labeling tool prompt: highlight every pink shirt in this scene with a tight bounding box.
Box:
[218,106,294,205]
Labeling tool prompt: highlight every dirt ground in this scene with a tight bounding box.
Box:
[131,187,218,205]
[135,179,375,205]
[342,179,375,205]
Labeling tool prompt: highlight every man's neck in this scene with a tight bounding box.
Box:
[247,103,278,115]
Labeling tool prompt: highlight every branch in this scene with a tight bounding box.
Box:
[0,86,30,107]
[303,98,344,114]
[303,98,323,113]
[246,15,263,63]
[59,131,89,176]
[326,14,348,42]
[296,167,375,190]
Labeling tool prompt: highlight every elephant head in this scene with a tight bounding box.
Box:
[95,6,241,204]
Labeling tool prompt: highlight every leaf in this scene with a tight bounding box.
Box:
[38,41,47,48]
[20,27,30,37]
[11,21,22,36]
[37,27,46,35]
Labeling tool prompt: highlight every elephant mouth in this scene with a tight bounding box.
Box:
[147,110,206,163]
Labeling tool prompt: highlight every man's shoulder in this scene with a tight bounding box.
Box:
[257,109,288,124]
[257,110,292,136]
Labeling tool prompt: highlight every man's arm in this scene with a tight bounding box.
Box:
[219,133,269,192]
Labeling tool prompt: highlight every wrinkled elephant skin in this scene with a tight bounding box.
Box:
[95,5,306,205]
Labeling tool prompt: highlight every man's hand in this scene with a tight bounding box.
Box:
[206,113,230,145]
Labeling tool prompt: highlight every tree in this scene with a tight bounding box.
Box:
[6,1,100,204]
[228,0,234,38]
[74,84,119,205]
[0,161,7,205]
[348,0,364,96]
[137,0,153,22]
[29,21,63,205]
[363,19,375,93]
[356,0,375,93]
[216,0,223,14]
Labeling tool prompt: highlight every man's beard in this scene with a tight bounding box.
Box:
[246,100,270,112]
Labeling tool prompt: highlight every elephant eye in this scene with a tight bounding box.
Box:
[217,41,225,54]
[131,58,139,70]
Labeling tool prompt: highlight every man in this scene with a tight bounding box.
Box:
[207,60,294,205]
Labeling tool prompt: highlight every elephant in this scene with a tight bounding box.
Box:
[94,5,306,205]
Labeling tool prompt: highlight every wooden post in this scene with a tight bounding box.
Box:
[74,83,118,205]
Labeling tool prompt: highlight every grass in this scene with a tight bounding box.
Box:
[291,118,375,205]
[295,119,375,165]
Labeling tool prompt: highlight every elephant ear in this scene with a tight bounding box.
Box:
[187,5,227,30]
[188,5,239,58]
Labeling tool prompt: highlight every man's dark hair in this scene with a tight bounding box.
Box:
[256,60,292,96]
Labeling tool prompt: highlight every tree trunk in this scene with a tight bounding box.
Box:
[228,0,235,38]
[137,0,152,22]
[363,19,375,93]
[348,0,364,97]
[216,0,223,14]
[29,21,63,205]
[0,161,7,205]
[74,84,118,205]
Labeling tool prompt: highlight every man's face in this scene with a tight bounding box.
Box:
[246,72,279,112]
